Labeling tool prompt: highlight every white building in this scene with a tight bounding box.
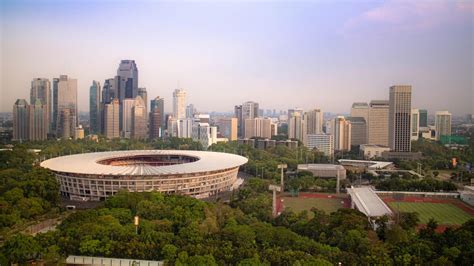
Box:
[297,164,346,179]
[121,98,135,138]
[360,144,391,159]
[288,110,306,143]
[306,133,334,157]
[192,122,217,149]
[435,111,452,140]
[173,89,187,120]
[331,116,351,151]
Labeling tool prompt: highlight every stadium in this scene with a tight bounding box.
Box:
[40,150,248,201]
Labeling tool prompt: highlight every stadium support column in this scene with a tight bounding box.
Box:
[269,184,281,217]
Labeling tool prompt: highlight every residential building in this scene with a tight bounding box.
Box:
[288,110,306,143]
[306,109,324,135]
[192,123,217,149]
[244,117,272,139]
[306,133,334,157]
[186,104,196,118]
[368,100,389,146]
[89,81,101,134]
[234,105,243,137]
[235,101,259,138]
[218,117,238,141]
[389,85,412,152]
[331,116,351,151]
[435,111,452,140]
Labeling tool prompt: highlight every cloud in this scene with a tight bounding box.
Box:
[344,0,473,32]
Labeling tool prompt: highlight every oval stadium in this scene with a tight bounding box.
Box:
[40,150,248,201]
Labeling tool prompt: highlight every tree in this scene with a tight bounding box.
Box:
[2,234,41,264]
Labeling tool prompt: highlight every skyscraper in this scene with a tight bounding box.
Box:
[186,104,196,118]
[52,78,59,131]
[368,100,389,146]
[350,102,369,122]
[149,108,162,139]
[137,87,147,113]
[306,109,324,135]
[389,85,412,152]
[331,116,351,151]
[55,75,77,139]
[102,78,118,104]
[411,109,420,141]
[30,78,51,134]
[288,110,306,143]
[89,81,101,134]
[244,117,272,139]
[131,96,147,139]
[192,123,217,149]
[122,99,135,138]
[150,96,165,130]
[346,117,367,146]
[234,105,243,137]
[419,109,428,128]
[218,117,238,141]
[306,133,334,157]
[104,99,120,139]
[173,89,187,120]
[117,60,138,100]
[435,111,452,140]
[13,99,29,141]
[29,99,48,141]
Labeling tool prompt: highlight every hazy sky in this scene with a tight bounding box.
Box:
[1,0,473,115]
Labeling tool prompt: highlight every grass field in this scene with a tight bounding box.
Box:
[282,196,345,215]
[387,202,472,225]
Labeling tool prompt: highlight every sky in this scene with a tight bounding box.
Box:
[0,0,473,115]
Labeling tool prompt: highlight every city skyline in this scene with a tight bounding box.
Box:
[1,1,473,115]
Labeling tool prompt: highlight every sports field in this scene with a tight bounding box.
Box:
[387,202,472,225]
[282,194,347,215]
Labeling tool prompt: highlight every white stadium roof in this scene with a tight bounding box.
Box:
[40,150,248,176]
[347,186,393,218]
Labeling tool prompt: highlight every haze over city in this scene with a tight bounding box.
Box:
[1,0,473,115]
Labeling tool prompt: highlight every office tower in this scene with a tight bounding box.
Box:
[411,109,420,141]
[177,118,193,138]
[306,134,334,157]
[419,109,428,127]
[52,78,58,131]
[58,108,71,139]
[435,111,452,140]
[234,105,243,137]
[149,108,162,139]
[104,99,120,139]
[346,117,367,146]
[131,96,147,139]
[218,117,238,141]
[173,89,187,120]
[192,123,217,149]
[89,81,101,134]
[151,96,165,130]
[368,100,389,146]
[137,87,147,113]
[28,99,48,141]
[389,85,412,152]
[30,78,51,134]
[117,60,138,100]
[55,75,77,139]
[186,104,196,118]
[122,99,135,138]
[102,78,118,104]
[196,114,210,124]
[75,125,84,140]
[244,117,272,139]
[288,110,306,143]
[351,102,369,122]
[12,99,29,141]
[331,116,351,151]
[306,109,324,135]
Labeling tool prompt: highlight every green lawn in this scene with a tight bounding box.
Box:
[282,196,345,215]
[387,202,472,225]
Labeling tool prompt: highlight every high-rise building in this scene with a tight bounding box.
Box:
[122,99,135,138]
[149,108,162,139]
[331,116,351,151]
[389,85,412,152]
[104,99,120,139]
[137,87,147,113]
[55,75,77,139]
[346,117,367,146]
[131,96,147,139]
[435,111,452,140]
[29,99,48,141]
[117,60,138,100]
[192,123,217,149]
[244,117,272,139]
[173,89,187,120]
[234,105,243,137]
[419,109,428,127]
[179,118,193,138]
[150,97,165,129]
[186,104,196,118]
[52,78,59,131]
[350,102,369,122]
[411,109,420,141]
[12,99,29,141]
[306,134,334,157]
[306,109,324,135]
[89,81,101,134]
[288,110,306,143]
[368,100,389,146]
[30,78,51,134]
[218,117,238,141]
[102,78,118,104]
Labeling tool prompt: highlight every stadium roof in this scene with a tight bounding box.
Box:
[40,150,248,176]
[347,187,393,218]
[338,159,393,170]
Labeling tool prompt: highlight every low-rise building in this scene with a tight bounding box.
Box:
[297,164,346,179]
[360,144,390,159]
